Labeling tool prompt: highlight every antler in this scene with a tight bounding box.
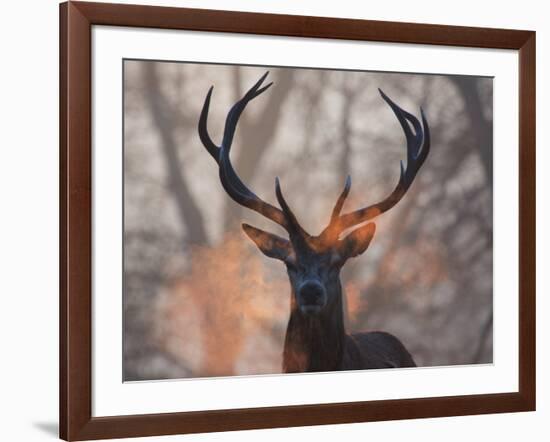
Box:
[200,74,429,246]
[321,89,430,241]
[199,72,307,238]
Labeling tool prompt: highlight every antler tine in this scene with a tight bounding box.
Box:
[328,90,430,237]
[198,86,220,161]
[199,72,271,161]
[221,71,273,152]
[275,177,309,239]
[319,175,352,242]
[198,72,292,232]
[330,175,352,222]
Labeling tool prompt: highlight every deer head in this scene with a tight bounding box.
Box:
[199,72,430,317]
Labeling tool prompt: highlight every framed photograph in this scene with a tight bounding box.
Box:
[60,1,536,440]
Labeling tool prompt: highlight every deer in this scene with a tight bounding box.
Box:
[198,72,430,373]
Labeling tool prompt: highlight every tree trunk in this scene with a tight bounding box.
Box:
[142,63,208,247]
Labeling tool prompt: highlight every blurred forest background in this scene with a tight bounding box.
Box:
[123,60,493,381]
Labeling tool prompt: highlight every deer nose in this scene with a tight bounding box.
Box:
[298,281,326,307]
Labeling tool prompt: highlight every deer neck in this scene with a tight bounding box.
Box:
[283,282,346,373]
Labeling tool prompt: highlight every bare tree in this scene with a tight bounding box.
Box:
[142,63,208,247]
[124,62,494,379]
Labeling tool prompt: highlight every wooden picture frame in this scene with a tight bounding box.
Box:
[59,1,536,440]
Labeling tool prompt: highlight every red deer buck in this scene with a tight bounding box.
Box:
[198,72,430,372]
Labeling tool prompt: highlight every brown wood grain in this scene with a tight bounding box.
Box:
[60,2,93,440]
[59,1,536,440]
[75,1,531,49]
[518,34,536,409]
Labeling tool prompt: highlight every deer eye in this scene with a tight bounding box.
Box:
[284,256,297,269]
[329,251,344,267]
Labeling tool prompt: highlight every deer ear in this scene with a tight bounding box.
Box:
[337,223,376,260]
[242,223,293,262]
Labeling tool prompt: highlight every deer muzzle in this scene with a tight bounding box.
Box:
[297,280,327,315]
